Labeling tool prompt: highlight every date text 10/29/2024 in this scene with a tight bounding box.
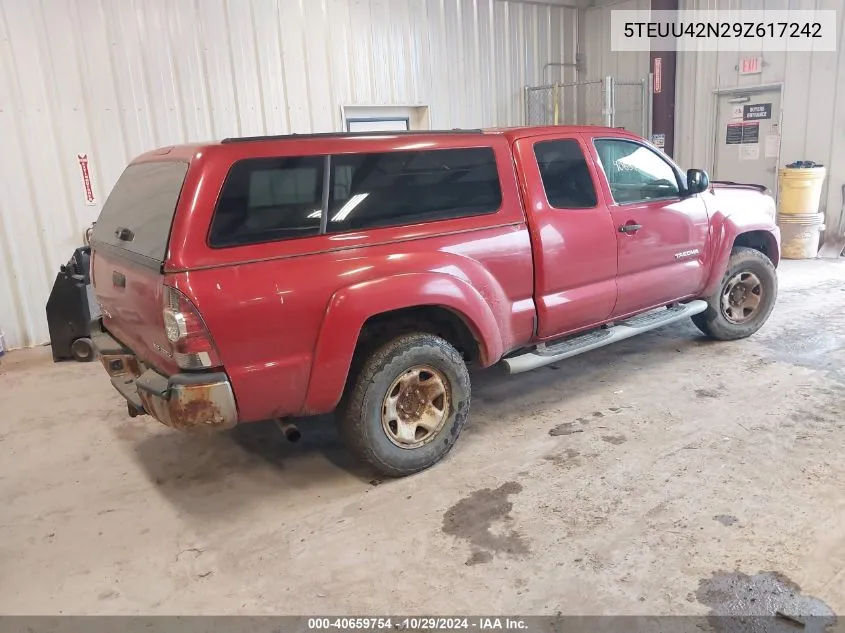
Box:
[308,618,528,631]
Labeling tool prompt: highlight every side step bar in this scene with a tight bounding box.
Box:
[501,300,708,374]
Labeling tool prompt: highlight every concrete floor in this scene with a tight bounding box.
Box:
[1,259,844,616]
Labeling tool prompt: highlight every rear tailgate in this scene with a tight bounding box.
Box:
[91,160,189,376]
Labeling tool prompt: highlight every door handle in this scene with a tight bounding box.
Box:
[619,223,642,233]
[115,227,134,241]
[113,271,126,288]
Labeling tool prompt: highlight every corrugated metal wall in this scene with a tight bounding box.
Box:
[675,0,845,235]
[583,0,651,82]
[0,0,578,349]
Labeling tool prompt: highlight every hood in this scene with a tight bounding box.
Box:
[710,180,771,195]
[708,181,777,222]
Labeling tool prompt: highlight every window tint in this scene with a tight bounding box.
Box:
[93,161,189,262]
[594,139,680,204]
[533,140,597,209]
[209,156,324,247]
[327,148,501,233]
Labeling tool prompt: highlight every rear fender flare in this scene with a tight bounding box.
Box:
[302,273,504,414]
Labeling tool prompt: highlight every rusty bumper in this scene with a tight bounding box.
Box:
[93,329,237,432]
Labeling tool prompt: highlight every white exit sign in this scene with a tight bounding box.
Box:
[739,57,763,75]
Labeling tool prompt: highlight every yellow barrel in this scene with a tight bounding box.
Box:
[778,212,825,259]
[778,166,826,215]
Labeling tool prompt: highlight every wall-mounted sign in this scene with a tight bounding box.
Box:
[765,134,781,158]
[653,57,662,94]
[740,144,760,161]
[743,103,772,120]
[651,133,665,150]
[77,154,96,206]
[739,57,763,75]
[726,121,760,145]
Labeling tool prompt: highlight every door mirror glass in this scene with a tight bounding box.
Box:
[686,169,710,195]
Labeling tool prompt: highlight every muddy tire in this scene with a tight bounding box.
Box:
[692,246,778,341]
[338,332,471,477]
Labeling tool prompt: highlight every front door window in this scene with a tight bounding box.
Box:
[594,139,680,204]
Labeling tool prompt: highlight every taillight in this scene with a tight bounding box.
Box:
[162,286,222,370]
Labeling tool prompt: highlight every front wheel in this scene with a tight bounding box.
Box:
[338,332,471,477]
[692,246,778,341]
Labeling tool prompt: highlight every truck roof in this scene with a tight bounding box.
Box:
[132,125,640,163]
[489,125,638,140]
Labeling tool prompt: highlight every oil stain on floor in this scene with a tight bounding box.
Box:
[544,448,581,468]
[713,514,739,527]
[696,388,721,399]
[697,571,836,633]
[549,422,584,436]
[442,481,529,566]
[601,434,627,445]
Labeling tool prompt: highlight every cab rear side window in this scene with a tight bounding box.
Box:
[533,139,597,209]
[208,147,501,247]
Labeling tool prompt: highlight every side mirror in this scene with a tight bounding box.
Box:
[686,169,710,195]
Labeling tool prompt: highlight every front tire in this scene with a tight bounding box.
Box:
[692,246,778,341]
[338,332,471,477]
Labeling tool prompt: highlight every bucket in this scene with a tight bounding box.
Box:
[778,212,825,259]
[778,165,826,215]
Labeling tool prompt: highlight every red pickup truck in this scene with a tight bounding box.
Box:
[91,126,780,476]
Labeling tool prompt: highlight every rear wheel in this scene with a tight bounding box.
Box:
[692,246,777,340]
[338,332,470,477]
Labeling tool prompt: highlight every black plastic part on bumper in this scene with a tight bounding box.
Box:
[135,371,169,398]
[111,375,145,411]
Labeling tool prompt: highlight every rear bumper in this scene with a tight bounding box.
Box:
[93,329,237,432]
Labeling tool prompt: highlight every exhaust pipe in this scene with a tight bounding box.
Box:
[275,419,301,443]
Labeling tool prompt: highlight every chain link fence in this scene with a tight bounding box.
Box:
[525,77,651,139]
[613,80,649,139]
[525,80,606,127]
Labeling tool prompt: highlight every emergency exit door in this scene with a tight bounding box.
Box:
[714,89,782,193]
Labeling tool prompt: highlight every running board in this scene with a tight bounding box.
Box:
[501,300,708,374]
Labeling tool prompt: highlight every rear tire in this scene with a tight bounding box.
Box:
[692,246,777,341]
[338,332,471,477]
